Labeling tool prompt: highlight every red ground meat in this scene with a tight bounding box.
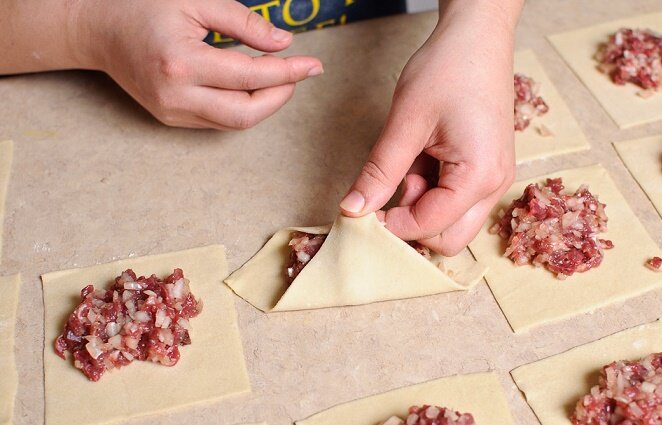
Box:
[54,269,201,381]
[379,405,475,425]
[646,256,662,271]
[596,28,662,91]
[572,352,662,425]
[514,73,549,131]
[489,178,613,279]
[286,232,327,283]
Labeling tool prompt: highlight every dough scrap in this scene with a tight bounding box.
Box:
[511,319,662,425]
[613,135,662,216]
[0,141,13,263]
[225,213,487,312]
[548,13,662,128]
[42,245,250,425]
[0,274,20,425]
[295,372,515,425]
[514,50,590,163]
[468,164,662,333]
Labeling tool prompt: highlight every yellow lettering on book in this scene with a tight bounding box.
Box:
[315,18,336,29]
[212,32,234,43]
[282,0,320,26]
[340,14,347,25]
[345,0,355,5]
[250,0,281,22]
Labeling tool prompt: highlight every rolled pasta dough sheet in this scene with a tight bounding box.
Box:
[511,319,662,425]
[42,245,250,425]
[468,164,662,333]
[613,135,662,216]
[295,372,515,425]
[549,13,662,128]
[0,141,13,263]
[0,274,20,425]
[514,51,590,163]
[225,213,487,312]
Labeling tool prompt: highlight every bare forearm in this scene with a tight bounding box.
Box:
[0,0,93,75]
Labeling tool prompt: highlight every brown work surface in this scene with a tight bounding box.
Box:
[1,1,661,424]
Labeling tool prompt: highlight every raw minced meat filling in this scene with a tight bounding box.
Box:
[55,268,201,381]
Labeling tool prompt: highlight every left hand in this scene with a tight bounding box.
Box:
[339,0,522,255]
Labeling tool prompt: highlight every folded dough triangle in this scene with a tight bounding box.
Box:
[225,213,486,312]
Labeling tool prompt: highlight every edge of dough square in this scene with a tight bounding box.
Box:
[294,372,515,425]
[613,134,662,217]
[511,319,662,425]
[514,50,590,163]
[0,273,20,425]
[41,245,250,425]
[548,13,662,128]
[0,140,13,264]
[468,164,662,333]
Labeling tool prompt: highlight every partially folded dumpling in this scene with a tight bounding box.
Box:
[225,213,487,312]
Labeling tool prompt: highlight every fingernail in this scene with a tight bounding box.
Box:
[307,65,323,77]
[271,28,291,42]
[340,190,365,213]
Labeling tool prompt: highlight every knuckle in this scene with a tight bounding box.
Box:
[243,10,270,36]
[231,111,258,130]
[238,60,258,91]
[361,160,393,189]
[157,52,188,81]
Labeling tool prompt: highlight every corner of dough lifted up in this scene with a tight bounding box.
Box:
[225,213,487,312]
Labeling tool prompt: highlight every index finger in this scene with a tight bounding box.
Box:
[193,47,322,91]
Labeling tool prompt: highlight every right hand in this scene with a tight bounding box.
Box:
[74,0,323,129]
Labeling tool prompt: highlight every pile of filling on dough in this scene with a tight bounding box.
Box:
[596,28,662,95]
[490,177,613,279]
[380,405,475,425]
[286,232,327,283]
[514,73,550,132]
[646,256,662,272]
[55,268,201,381]
[572,352,662,425]
[286,233,434,284]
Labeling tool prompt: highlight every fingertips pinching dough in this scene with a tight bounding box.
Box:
[225,213,487,312]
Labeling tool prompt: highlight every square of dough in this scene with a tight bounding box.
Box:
[295,372,515,425]
[514,50,590,163]
[548,13,662,128]
[511,319,662,425]
[0,274,20,425]
[42,245,250,425]
[468,164,662,333]
[0,141,13,263]
[613,135,662,216]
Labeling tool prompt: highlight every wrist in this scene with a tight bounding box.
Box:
[437,0,523,38]
[66,0,106,71]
